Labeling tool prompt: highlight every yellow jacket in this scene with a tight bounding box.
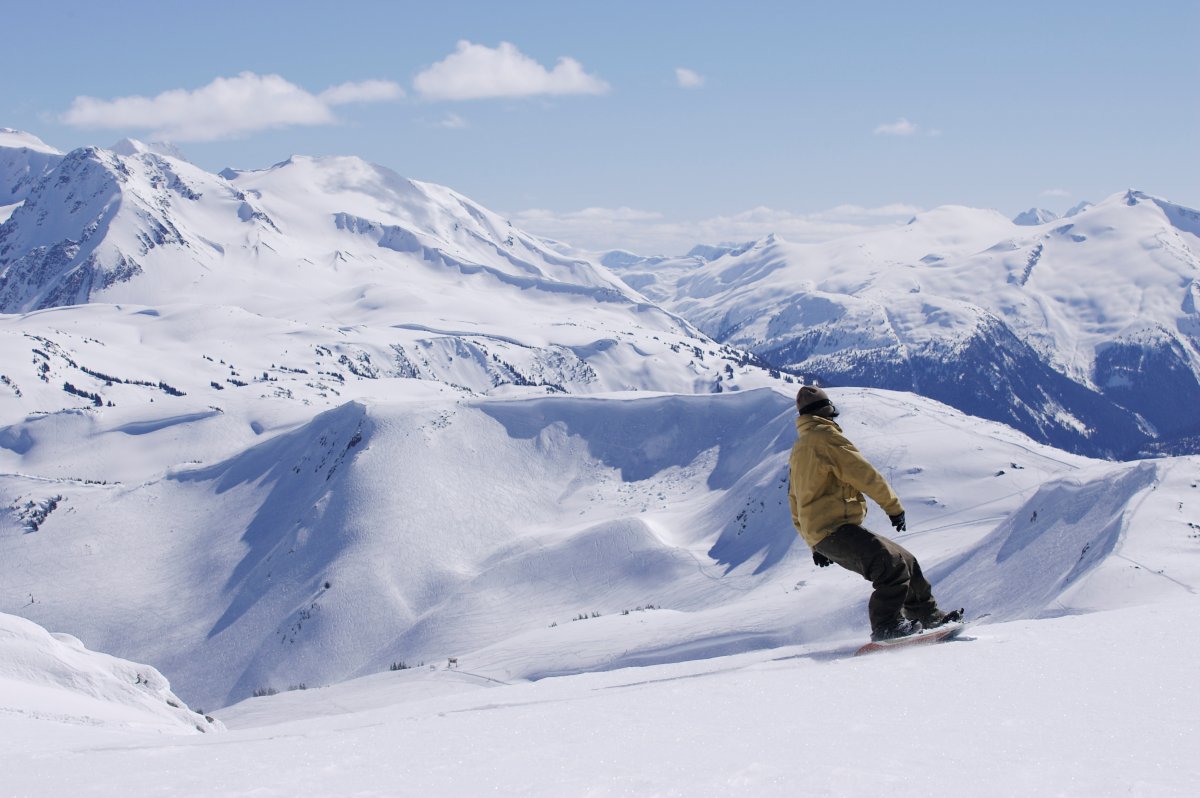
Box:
[787,415,904,547]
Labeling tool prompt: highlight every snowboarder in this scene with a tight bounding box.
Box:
[788,386,962,641]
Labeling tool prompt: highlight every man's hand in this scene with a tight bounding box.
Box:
[889,512,907,532]
[813,551,832,568]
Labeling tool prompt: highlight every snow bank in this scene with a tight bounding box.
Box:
[933,456,1200,620]
[0,612,220,733]
[933,461,1159,619]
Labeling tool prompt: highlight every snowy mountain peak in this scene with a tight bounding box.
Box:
[1124,188,1148,206]
[686,242,753,261]
[1013,207,1060,225]
[109,137,191,162]
[600,249,656,269]
[1079,189,1200,241]
[0,141,246,312]
[899,204,1016,236]
[909,203,1015,230]
[0,128,61,155]
[0,129,64,206]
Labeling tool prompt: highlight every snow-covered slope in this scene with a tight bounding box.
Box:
[7,600,1197,797]
[8,374,1194,710]
[0,611,219,734]
[4,458,1198,795]
[606,192,1200,457]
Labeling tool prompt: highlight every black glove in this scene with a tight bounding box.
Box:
[813,551,832,568]
[890,512,907,532]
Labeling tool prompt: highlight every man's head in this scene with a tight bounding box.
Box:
[796,385,839,418]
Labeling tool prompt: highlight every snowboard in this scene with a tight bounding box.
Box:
[854,621,968,656]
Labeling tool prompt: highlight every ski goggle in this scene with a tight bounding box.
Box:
[798,398,838,417]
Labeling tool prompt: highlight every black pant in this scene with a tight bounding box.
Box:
[814,523,937,632]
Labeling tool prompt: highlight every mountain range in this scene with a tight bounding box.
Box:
[0,128,775,403]
[1,127,1198,720]
[603,191,1200,458]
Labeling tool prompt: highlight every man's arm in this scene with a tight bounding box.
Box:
[825,435,904,518]
[787,468,803,533]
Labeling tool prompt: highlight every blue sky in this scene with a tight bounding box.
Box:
[3,0,1196,253]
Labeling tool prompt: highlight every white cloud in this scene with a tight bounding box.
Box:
[511,203,921,255]
[413,41,610,100]
[438,112,469,129]
[319,79,405,105]
[874,118,920,136]
[675,68,705,89]
[61,72,403,142]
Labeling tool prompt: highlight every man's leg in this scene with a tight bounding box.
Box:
[814,524,915,632]
[900,552,938,623]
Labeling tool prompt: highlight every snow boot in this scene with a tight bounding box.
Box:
[870,618,923,642]
[915,607,964,630]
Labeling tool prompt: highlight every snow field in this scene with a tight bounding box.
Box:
[3,600,1196,797]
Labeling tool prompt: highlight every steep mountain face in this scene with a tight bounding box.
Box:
[0,145,190,309]
[605,192,1200,458]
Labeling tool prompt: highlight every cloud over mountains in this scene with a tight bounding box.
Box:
[413,41,610,100]
[61,72,404,142]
